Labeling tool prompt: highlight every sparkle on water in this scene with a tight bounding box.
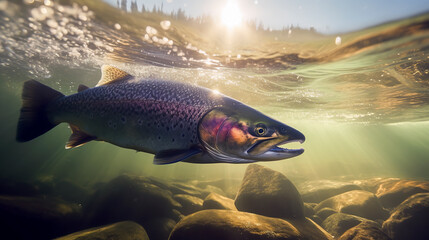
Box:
[221,0,242,29]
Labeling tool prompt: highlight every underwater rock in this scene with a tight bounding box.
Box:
[0,178,39,196]
[173,194,203,215]
[309,214,323,226]
[54,221,149,240]
[322,213,379,238]
[382,193,429,240]
[338,221,391,240]
[169,182,205,198]
[303,203,316,217]
[169,209,333,240]
[353,178,400,194]
[142,218,177,240]
[315,190,389,221]
[191,178,242,198]
[234,164,304,219]
[53,179,91,204]
[202,192,237,210]
[299,180,362,203]
[34,177,92,204]
[315,207,337,220]
[201,185,227,198]
[0,195,82,239]
[375,179,429,209]
[85,175,181,238]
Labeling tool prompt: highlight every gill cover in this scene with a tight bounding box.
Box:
[199,109,257,163]
[198,107,305,163]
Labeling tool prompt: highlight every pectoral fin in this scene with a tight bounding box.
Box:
[153,148,202,165]
[66,124,97,149]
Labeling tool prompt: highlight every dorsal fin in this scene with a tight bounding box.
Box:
[77,84,90,92]
[66,124,97,149]
[96,65,132,87]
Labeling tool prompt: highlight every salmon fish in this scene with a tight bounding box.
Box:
[16,66,305,164]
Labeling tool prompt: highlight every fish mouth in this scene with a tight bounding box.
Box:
[246,137,305,159]
[268,139,305,155]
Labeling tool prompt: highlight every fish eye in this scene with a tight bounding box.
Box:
[254,123,267,136]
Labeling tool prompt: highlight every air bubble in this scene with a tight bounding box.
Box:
[160,20,171,30]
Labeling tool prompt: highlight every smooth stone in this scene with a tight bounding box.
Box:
[201,185,227,198]
[85,174,181,224]
[303,203,315,217]
[169,209,333,240]
[322,213,379,238]
[143,218,177,240]
[338,221,391,240]
[375,179,429,209]
[234,164,304,219]
[55,221,149,240]
[169,182,204,198]
[315,190,389,220]
[353,178,400,193]
[173,194,203,215]
[85,174,181,240]
[299,180,362,203]
[203,192,237,210]
[310,214,323,226]
[190,178,242,199]
[316,207,337,220]
[0,195,82,239]
[382,193,429,240]
[0,178,39,196]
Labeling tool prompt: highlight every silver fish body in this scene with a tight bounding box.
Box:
[16,66,305,164]
[49,79,227,153]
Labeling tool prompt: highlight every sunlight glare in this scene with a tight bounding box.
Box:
[221,1,242,29]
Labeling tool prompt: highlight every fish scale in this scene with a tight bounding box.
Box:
[49,79,226,153]
[16,65,305,164]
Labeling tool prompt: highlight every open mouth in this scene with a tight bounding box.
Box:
[269,139,305,154]
[247,138,305,156]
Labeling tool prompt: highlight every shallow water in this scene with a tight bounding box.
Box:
[0,0,429,239]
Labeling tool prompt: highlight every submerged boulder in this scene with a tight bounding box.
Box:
[0,178,39,196]
[0,195,82,239]
[85,174,181,240]
[322,213,379,238]
[169,209,332,240]
[169,182,205,198]
[54,221,149,240]
[191,178,242,199]
[234,164,304,219]
[298,180,362,203]
[353,178,400,194]
[142,218,177,240]
[338,221,391,240]
[315,190,389,221]
[303,203,316,217]
[375,179,429,209]
[173,194,203,215]
[382,193,429,240]
[203,192,237,210]
[315,207,337,220]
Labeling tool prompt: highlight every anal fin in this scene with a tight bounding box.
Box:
[66,124,96,149]
[154,148,202,165]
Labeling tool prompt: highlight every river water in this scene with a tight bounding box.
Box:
[0,0,428,190]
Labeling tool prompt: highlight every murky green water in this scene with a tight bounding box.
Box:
[0,1,429,238]
[1,0,428,183]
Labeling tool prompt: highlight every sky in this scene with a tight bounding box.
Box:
[104,0,429,34]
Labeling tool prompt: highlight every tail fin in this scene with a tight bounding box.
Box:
[16,80,64,142]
